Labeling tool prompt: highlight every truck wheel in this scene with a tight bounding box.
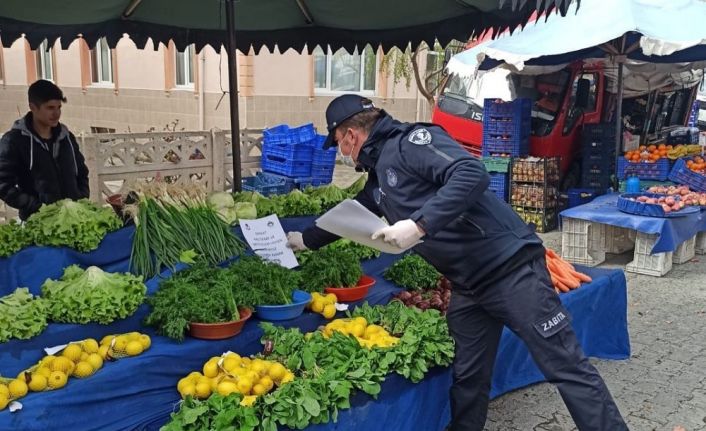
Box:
[560,160,581,192]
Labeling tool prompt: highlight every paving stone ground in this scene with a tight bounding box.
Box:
[332,164,706,431]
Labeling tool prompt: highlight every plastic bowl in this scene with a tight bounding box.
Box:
[255,290,312,321]
[324,275,376,302]
[188,308,252,340]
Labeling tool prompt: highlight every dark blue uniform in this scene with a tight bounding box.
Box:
[303,112,627,431]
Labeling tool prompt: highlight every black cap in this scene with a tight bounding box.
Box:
[322,94,375,149]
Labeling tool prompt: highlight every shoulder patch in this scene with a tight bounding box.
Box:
[408,128,432,146]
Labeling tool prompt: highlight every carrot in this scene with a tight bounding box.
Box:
[547,259,580,289]
[545,248,560,260]
[570,269,592,283]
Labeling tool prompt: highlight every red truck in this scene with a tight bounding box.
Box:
[432,60,700,189]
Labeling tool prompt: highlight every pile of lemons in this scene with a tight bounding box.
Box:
[0,332,151,410]
[177,352,295,407]
[99,332,152,359]
[321,317,400,349]
[307,292,338,319]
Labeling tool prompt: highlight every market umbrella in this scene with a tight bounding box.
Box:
[0,0,577,190]
[444,0,706,174]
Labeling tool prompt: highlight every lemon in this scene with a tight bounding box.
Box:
[82,339,99,354]
[0,394,8,410]
[203,360,220,378]
[310,298,325,313]
[267,363,286,382]
[177,378,191,393]
[100,334,114,346]
[87,353,103,371]
[28,374,48,392]
[125,340,144,356]
[216,380,238,396]
[364,324,384,338]
[187,372,203,382]
[249,361,267,377]
[16,370,27,380]
[62,344,83,362]
[280,371,295,384]
[194,381,211,399]
[350,323,366,338]
[0,384,9,399]
[127,332,142,341]
[51,356,75,374]
[353,316,367,326]
[239,395,257,407]
[113,335,129,352]
[178,382,196,399]
[98,345,111,360]
[240,357,251,367]
[259,376,274,392]
[322,304,337,319]
[34,367,52,379]
[40,355,57,368]
[73,361,94,378]
[209,377,221,392]
[139,334,151,350]
[251,383,267,396]
[236,376,253,395]
[222,356,241,372]
[8,379,28,398]
[324,293,337,304]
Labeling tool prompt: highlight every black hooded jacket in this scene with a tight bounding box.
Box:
[0,113,90,220]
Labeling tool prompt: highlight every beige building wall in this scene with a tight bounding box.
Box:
[0,37,426,138]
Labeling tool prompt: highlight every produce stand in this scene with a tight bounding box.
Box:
[0,217,629,431]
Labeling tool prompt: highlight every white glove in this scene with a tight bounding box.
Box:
[286,231,307,252]
[371,219,425,250]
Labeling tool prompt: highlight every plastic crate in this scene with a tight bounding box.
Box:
[241,174,288,196]
[581,171,613,191]
[488,173,508,201]
[617,158,671,181]
[567,188,598,208]
[263,123,317,146]
[483,118,531,137]
[560,217,606,267]
[696,232,706,255]
[603,225,635,254]
[582,158,615,177]
[482,135,529,157]
[255,171,312,192]
[261,153,312,177]
[668,158,706,192]
[262,142,314,162]
[512,206,556,233]
[626,232,673,276]
[673,235,696,264]
[483,98,532,118]
[666,127,699,145]
[482,157,512,173]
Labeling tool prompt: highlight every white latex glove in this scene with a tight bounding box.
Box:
[371,219,424,249]
[286,231,307,252]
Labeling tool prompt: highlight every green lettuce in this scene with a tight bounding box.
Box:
[25,199,122,252]
[0,288,48,342]
[41,265,146,324]
[0,220,32,258]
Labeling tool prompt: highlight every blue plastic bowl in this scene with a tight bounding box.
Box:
[254,290,312,321]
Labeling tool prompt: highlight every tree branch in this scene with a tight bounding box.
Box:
[411,45,435,105]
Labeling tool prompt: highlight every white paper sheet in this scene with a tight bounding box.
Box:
[314,199,417,254]
[239,215,299,269]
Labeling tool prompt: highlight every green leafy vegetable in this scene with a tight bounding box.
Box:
[161,393,260,431]
[304,184,347,211]
[41,265,146,324]
[144,265,240,341]
[383,253,440,290]
[0,288,48,342]
[297,239,380,267]
[345,174,367,197]
[299,248,362,292]
[0,220,32,257]
[25,199,122,252]
[227,256,302,306]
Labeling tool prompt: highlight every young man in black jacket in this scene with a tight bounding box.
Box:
[0,80,90,220]
[287,95,627,431]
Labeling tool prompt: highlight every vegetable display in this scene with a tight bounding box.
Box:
[298,248,363,292]
[0,221,33,258]
[545,248,592,293]
[24,199,122,252]
[163,302,454,431]
[383,253,440,290]
[296,239,380,266]
[392,277,451,314]
[227,256,302,306]
[144,265,241,341]
[206,191,257,225]
[41,265,146,325]
[127,183,246,278]
[0,288,47,342]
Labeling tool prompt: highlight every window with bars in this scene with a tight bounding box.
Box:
[90,38,113,84]
[313,45,376,94]
[35,40,53,81]
[175,44,195,87]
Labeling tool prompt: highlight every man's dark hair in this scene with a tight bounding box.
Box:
[28,79,67,106]
[338,99,383,134]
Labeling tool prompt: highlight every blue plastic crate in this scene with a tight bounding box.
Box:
[311,135,337,165]
[255,172,313,192]
[482,135,529,157]
[483,118,531,137]
[582,157,615,177]
[483,98,532,118]
[241,174,288,196]
[311,163,334,181]
[617,158,670,181]
[488,173,507,202]
[263,123,317,146]
[261,153,312,177]
[262,141,314,162]
[668,158,706,192]
[567,188,598,208]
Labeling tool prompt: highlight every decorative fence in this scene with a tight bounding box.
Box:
[0,129,264,223]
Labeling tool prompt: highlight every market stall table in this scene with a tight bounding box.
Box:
[0,218,629,431]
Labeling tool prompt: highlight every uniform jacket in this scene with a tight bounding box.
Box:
[303,112,543,293]
[0,113,90,220]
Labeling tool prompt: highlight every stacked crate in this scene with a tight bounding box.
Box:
[509,157,560,233]
[580,124,615,192]
[481,98,531,158]
[482,157,511,202]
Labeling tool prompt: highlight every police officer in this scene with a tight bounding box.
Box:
[287,94,628,430]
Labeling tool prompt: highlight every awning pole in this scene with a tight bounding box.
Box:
[614,59,625,191]
[225,0,242,192]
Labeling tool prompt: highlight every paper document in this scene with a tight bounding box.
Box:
[239,215,299,268]
[315,199,416,254]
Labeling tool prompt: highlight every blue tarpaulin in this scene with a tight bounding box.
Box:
[0,217,630,431]
[560,194,706,253]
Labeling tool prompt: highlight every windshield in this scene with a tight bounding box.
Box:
[438,68,572,137]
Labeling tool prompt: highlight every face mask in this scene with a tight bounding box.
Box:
[337,132,357,168]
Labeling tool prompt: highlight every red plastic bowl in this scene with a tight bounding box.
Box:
[324,275,376,302]
[188,308,252,340]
